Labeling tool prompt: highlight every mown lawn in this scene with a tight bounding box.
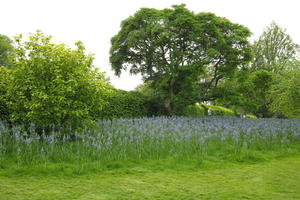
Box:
[1,155,300,200]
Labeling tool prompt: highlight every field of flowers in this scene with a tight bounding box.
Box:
[1,116,300,168]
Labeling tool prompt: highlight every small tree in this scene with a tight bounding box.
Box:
[251,22,299,73]
[8,31,108,132]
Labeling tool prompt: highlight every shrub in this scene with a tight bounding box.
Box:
[202,104,236,116]
[0,67,11,121]
[135,81,169,116]
[245,114,257,119]
[99,89,149,119]
[8,31,108,132]
[181,104,205,117]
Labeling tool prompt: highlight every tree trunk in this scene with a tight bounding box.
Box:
[164,77,176,115]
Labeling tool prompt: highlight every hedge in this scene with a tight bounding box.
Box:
[181,104,206,117]
[99,89,149,119]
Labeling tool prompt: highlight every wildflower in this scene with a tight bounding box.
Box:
[40,147,45,154]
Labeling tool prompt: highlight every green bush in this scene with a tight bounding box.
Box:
[245,114,257,119]
[202,104,236,116]
[181,104,205,117]
[8,32,107,132]
[0,67,11,121]
[179,103,255,118]
[99,89,149,119]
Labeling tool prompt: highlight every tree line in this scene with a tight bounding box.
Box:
[0,5,299,132]
[110,5,300,118]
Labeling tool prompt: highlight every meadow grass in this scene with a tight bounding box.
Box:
[1,116,300,199]
[1,116,300,172]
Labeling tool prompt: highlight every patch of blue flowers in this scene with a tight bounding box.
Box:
[1,116,299,165]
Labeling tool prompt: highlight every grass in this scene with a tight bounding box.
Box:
[1,116,300,199]
[1,155,300,200]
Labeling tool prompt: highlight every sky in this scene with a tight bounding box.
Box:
[1,0,300,90]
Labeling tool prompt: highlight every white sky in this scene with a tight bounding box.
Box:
[1,0,300,90]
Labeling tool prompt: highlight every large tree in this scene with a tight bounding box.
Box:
[110,5,252,114]
[0,34,14,68]
[251,21,299,73]
[8,31,108,132]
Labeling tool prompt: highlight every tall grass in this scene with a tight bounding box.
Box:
[1,116,300,170]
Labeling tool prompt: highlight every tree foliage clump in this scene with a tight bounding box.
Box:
[251,21,299,73]
[0,67,11,121]
[216,69,274,117]
[202,104,236,116]
[180,104,205,117]
[216,22,300,118]
[110,4,252,115]
[99,89,149,119]
[268,68,300,118]
[8,31,108,131]
[0,34,14,68]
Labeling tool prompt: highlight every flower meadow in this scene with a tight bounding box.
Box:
[1,116,300,168]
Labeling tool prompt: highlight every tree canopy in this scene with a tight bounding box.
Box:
[251,21,299,73]
[110,5,252,114]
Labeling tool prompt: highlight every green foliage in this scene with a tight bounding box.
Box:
[99,89,149,119]
[135,81,168,116]
[245,70,274,117]
[216,21,300,118]
[251,21,299,73]
[0,34,14,68]
[216,69,274,117]
[269,69,300,118]
[181,104,205,117]
[215,22,300,119]
[110,5,252,114]
[0,67,11,121]
[202,104,236,116]
[8,31,108,131]
[245,114,257,119]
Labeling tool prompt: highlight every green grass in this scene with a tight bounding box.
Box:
[1,117,300,199]
[1,155,300,200]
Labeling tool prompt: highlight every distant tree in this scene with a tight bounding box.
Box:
[8,31,108,132]
[217,22,300,117]
[268,67,300,118]
[251,21,299,73]
[214,69,250,115]
[0,34,14,68]
[245,70,274,117]
[216,69,274,117]
[110,5,252,114]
